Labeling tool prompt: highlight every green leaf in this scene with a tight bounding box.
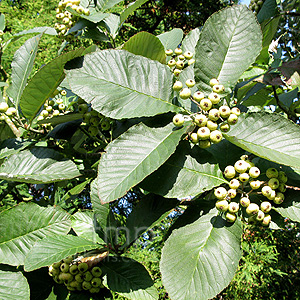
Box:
[0,14,5,31]
[20,48,85,122]
[123,32,166,64]
[279,88,298,108]
[97,122,188,203]
[66,49,180,119]
[0,147,81,183]
[140,141,227,198]
[82,27,110,41]
[120,0,149,25]
[182,27,201,54]
[257,0,278,23]
[24,235,100,272]
[0,202,71,266]
[7,34,42,107]
[157,28,184,51]
[72,211,104,244]
[102,257,158,300]
[0,138,32,160]
[241,86,274,107]
[0,271,30,300]
[37,113,83,126]
[194,5,262,93]
[124,194,178,247]
[14,27,57,36]
[97,0,124,11]
[103,14,120,38]
[160,208,242,300]
[223,112,300,169]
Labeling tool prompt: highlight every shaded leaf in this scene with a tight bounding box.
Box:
[0,138,32,160]
[157,28,183,51]
[257,0,278,23]
[14,27,57,36]
[120,0,150,25]
[182,27,201,54]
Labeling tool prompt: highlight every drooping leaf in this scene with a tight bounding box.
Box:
[66,49,180,119]
[140,141,227,198]
[0,202,71,266]
[20,48,85,122]
[7,34,42,106]
[14,27,57,36]
[257,0,278,23]
[120,0,150,25]
[181,27,201,54]
[0,138,32,160]
[72,211,104,244]
[160,208,242,300]
[224,112,300,168]
[24,235,100,272]
[157,28,184,51]
[102,257,159,300]
[279,87,298,108]
[123,32,166,64]
[0,147,80,183]
[97,122,189,203]
[103,14,120,38]
[194,5,262,93]
[82,27,110,41]
[0,271,30,300]
[37,113,83,126]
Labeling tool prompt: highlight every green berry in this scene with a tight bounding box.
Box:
[190,132,199,144]
[249,166,260,178]
[249,180,261,190]
[78,103,88,114]
[261,185,273,197]
[60,263,70,273]
[186,79,195,88]
[199,98,212,111]
[178,54,185,60]
[229,178,240,189]
[174,48,182,55]
[209,78,219,86]
[268,178,280,190]
[82,281,92,290]
[91,267,103,277]
[46,106,53,112]
[168,59,176,67]
[88,126,98,136]
[52,109,60,116]
[75,273,84,282]
[246,203,259,215]
[91,277,102,287]
[78,262,88,273]
[89,287,101,293]
[184,51,193,59]
[197,126,210,140]
[219,122,230,133]
[41,110,49,118]
[206,120,218,131]
[228,201,239,213]
[216,200,229,212]
[212,84,225,93]
[278,183,286,193]
[231,107,241,116]
[234,160,249,173]
[69,264,79,275]
[224,165,236,179]
[225,212,236,223]
[52,261,62,269]
[208,109,220,121]
[219,105,231,118]
[56,98,63,104]
[266,168,278,178]
[240,197,250,207]
[173,81,183,91]
[227,114,238,125]
[262,214,271,226]
[5,107,17,116]
[227,189,237,199]
[256,210,265,221]
[83,271,93,282]
[0,102,9,113]
[173,114,185,127]
[209,130,222,144]
[193,91,205,102]
[165,49,173,56]
[58,103,65,111]
[179,88,191,100]
[188,59,195,65]
[214,187,227,199]
[208,92,221,104]
[59,272,73,283]
[260,201,272,213]
[193,114,207,127]
[239,172,250,183]
[60,89,67,96]
[274,192,284,204]
[176,61,184,70]
[198,140,211,149]
[278,171,288,183]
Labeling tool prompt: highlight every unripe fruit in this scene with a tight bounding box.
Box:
[173,114,185,127]
[58,103,65,111]
[193,114,207,127]
[168,59,176,67]
[176,61,184,69]
[37,115,44,121]
[48,266,59,276]
[60,263,70,273]
[174,48,182,55]
[219,122,230,133]
[268,178,280,190]
[278,183,286,193]
[208,92,221,104]
[229,178,240,189]
[215,200,229,212]
[214,187,227,200]
[178,55,185,60]
[219,106,231,118]
[184,51,193,59]
[83,112,92,123]
[249,166,260,178]
[83,271,93,282]
[224,165,236,179]
[52,261,62,269]
[179,88,191,100]
[165,49,173,56]
[101,119,111,131]
[234,160,249,173]
[240,197,250,207]
[88,126,98,136]
[248,215,257,225]
[228,202,239,213]
[56,98,63,104]
[91,266,102,277]
[231,107,241,116]
[75,273,84,282]
[83,8,90,16]
[210,130,222,143]
[249,180,261,190]
[198,140,211,149]
[227,114,238,125]
[256,210,265,221]
[188,59,195,65]
[52,109,60,116]
[208,109,220,121]
[278,171,288,183]
[82,281,92,290]
[173,81,183,91]
[69,280,80,289]
[199,98,212,111]
[262,214,271,226]
[190,132,199,144]
[267,189,276,200]
[91,277,102,287]
[193,91,205,102]
[239,173,249,182]
[212,84,225,93]
[0,102,9,113]
[41,110,49,118]
[46,106,53,112]
[89,287,101,293]
[186,79,195,88]
[246,203,259,215]
[197,127,210,140]
[6,107,17,116]
[225,212,236,223]
[260,201,272,213]
[60,90,67,96]
[206,120,218,131]
[261,185,273,197]
[228,189,237,199]
[59,272,73,283]
[78,262,88,273]
[209,78,219,86]
[78,103,88,114]
[90,116,100,126]
[274,192,284,204]
[69,264,79,275]
[266,168,278,178]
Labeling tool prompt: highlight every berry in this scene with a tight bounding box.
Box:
[193,91,205,102]
[52,261,62,269]
[249,180,261,190]
[91,277,102,287]
[188,59,195,65]
[5,107,17,116]
[174,48,182,55]
[165,49,173,56]
[178,54,185,60]
[274,192,284,204]
[60,90,67,96]
[210,130,222,143]
[173,114,185,127]
[214,187,227,199]
[197,127,210,140]
[58,103,65,110]
[176,61,184,69]
[225,212,236,223]
[186,79,195,88]
[199,98,212,111]
[240,197,250,207]
[239,173,249,183]
[216,200,229,212]
[59,272,73,283]
[78,103,88,114]
[208,109,220,121]
[63,256,73,264]
[224,165,236,179]
[41,110,49,118]
[227,114,238,125]
[260,201,272,213]
[56,98,63,104]
[184,51,193,59]
[229,178,240,189]
[208,92,221,104]
[82,281,92,290]
[219,106,231,118]
[75,273,84,283]
[256,210,265,221]
[91,266,102,277]
[78,262,88,273]
[101,119,111,131]
[261,185,273,197]
[219,122,230,133]
[69,264,79,275]
[268,178,280,190]
[206,120,218,131]
[266,168,278,178]
[278,183,286,193]
[52,110,60,116]
[212,84,225,93]
[246,203,259,215]
[90,117,101,126]
[278,171,288,183]
[228,202,239,213]
[231,107,241,116]
[234,160,249,173]
[227,189,237,199]
[46,106,53,112]
[60,263,69,273]
[83,271,93,282]
[194,114,207,127]
[249,166,260,178]
[209,78,219,86]
[199,140,211,149]
[262,214,271,226]
[173,81,183,91]
[0,102,9,113]
[190,132,199,144]
[168,59,176,67]
[267,189,276,200]
[179,88,191,100]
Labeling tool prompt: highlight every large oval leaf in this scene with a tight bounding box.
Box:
[24,235,100,272]
[160,208,242,300]
[194,5,262,93]
[157,28,184,51]
[97,122,188,203]
[0,271,30,300]
[66,49,180,119]
[0,202,71,266]
[224,112,300,169]
[140,141,227,198]
[0,147,80,183]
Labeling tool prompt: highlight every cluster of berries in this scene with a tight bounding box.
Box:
[55,0,90,37]
[248,0,265,14]
[165,47,195,76]
[172,78,240,148]
[48,255,104,293]
[214,156,288,226]
[0,102,17,119]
